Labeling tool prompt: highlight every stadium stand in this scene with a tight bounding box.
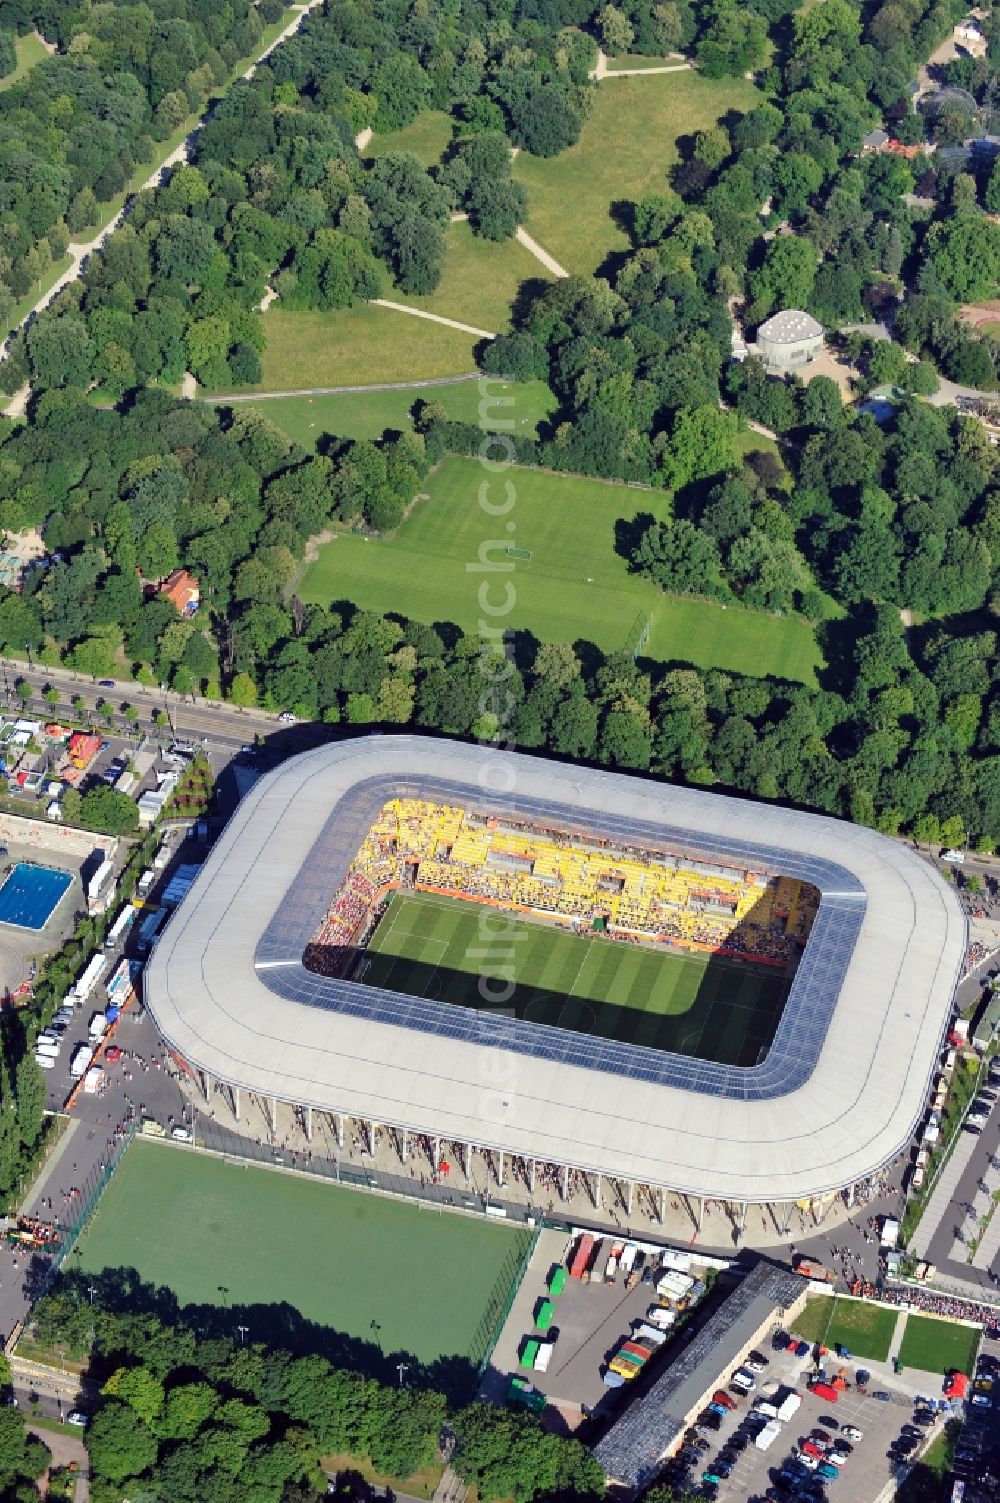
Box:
[303,799,819,978]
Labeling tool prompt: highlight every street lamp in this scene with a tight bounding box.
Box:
[396,1362,409,1387]
[235,1323,249,1344]
[370,1319,382,1352]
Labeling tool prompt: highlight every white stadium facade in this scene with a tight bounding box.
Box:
[146,735,967,1226]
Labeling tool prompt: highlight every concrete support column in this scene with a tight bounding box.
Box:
[401,1129,409,1162]
[561,1164,569,1200]
[335,1113,344,1149]
[737,1201,747,1235]
[626,1180,634,1216]
[658,1186,666,1223]
[594,1172,602,1210]
[697,1195,704,1232]
[304,1105,312,1142]
[432,1136,440,1173]
[780,1201,792,1235]
[846,1182,856,1209]
[528,1159,536,1195]
[462,1142,470,1177]
[267,1096,277,1134]
[232,1085,240,1122]
[497,1150,505,1188]
[366,1119,375,1156]
[201,1069,211,1103]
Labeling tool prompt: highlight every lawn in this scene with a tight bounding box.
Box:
[605,53,684,69]
[390,219,550,331]
[363,891,790,1066]
[366,109,455,167]
[75,1142,531,1376]
[897,1314,980,1376]
[513,70,761,275]
[299,455,823,683]
[242,379,558,446]
[216,305,481,393]
[792,1296,898,1361]
[0,30,49,90]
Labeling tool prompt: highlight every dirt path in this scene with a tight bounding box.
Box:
[370,298,495,338]
[355,126,373,153]
[206,372,482,402]
[514,227,569,278]
[604,60,692,76]
[0,0,325,366]
[3,383,29,419]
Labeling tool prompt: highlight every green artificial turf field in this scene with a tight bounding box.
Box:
[75,1142,530,1373]
[897,1314,980,1376]
[248,379,558,447]
[299,455,823,684]
[360,891,789,1066]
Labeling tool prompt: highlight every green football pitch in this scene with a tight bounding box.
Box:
[74,1142,531,1373]
[361,891,789,1066]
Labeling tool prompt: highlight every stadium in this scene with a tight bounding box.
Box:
[146,735,967,1219]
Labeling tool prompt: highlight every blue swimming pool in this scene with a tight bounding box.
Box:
[0,862,73,930]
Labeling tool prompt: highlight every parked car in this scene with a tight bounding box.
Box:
[712,1391,737,1411]
[745,1351,769,1373]
[842,1426,864,1441]
[67,1412,88,1427]
[872,1391,893,1402]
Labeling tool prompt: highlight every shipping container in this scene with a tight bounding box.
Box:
[536,1300,554,1332]
[520,1339,540,1369]
[548,1266,568,1297]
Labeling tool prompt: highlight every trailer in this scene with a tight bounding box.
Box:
[548,1266,568,1297]
[105,905,137,949]
[74,951,111,1003]
[136,907,168,954]
[634,1323,667,1347]
[83,1066,105,1095]
[569,1234,596,1279]
[88,1012,107,1041]
[106,958,140,1008]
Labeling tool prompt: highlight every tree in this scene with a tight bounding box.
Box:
[924,216,1000,303]
[633,519,724,595]
[228,672,258,708]
[86,1401,158,1483]
[79,787,140,836]
[597,5,634,53]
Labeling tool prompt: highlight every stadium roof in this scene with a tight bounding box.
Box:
[592,1257,804,1492]
[145,736,966,1204]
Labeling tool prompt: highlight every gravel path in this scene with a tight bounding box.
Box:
[205,372,483,402]
[370,298,495,338]
[514,226,569,278]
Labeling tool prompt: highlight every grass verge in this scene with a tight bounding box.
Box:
[365,110,455,167]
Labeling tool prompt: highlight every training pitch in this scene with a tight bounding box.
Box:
[361,891,789,1066]
[75,1142,531,1372]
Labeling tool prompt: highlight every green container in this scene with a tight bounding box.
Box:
[548,1267,568,1297]
[536,1299,555,1331]
[521,1338,540,1368]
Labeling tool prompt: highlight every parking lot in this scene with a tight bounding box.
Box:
[659,1330,938,1503]
[948,1334,1000,1501]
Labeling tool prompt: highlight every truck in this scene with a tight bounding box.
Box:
[70,1043,94,1079]
[793,1256,832,1282]
[755,1419,783,1452]
[809,1380,839,1403]
[88,1012,107,1041]
[34,1037,59,1058]
[569,1233,596,1279]
[604,1251,619,1284]
[753,1400,779,1418]
[83,1066,104,1095]
[634,1323,667,1347]
[880,1217,900,1250]
[136,868,156,897]
[646,1306,676,1330]
[106,958,140,1009]
[775,1391,801,1422]
[105,904,137,949]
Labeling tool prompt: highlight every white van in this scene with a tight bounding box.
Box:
[35,1038,59,1057]
[34,1053,56,1070]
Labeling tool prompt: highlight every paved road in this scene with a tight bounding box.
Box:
[0,658,333,758]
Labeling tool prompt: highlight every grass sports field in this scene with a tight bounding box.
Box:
[75,1142,530,1373]
[794,1296,897,1362]
[249,379,558,447]
[300,455,823,683]
[361,891,789,1066]
[897,1314,979,1376]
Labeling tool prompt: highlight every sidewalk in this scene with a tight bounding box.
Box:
[910,1131,978,1258]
